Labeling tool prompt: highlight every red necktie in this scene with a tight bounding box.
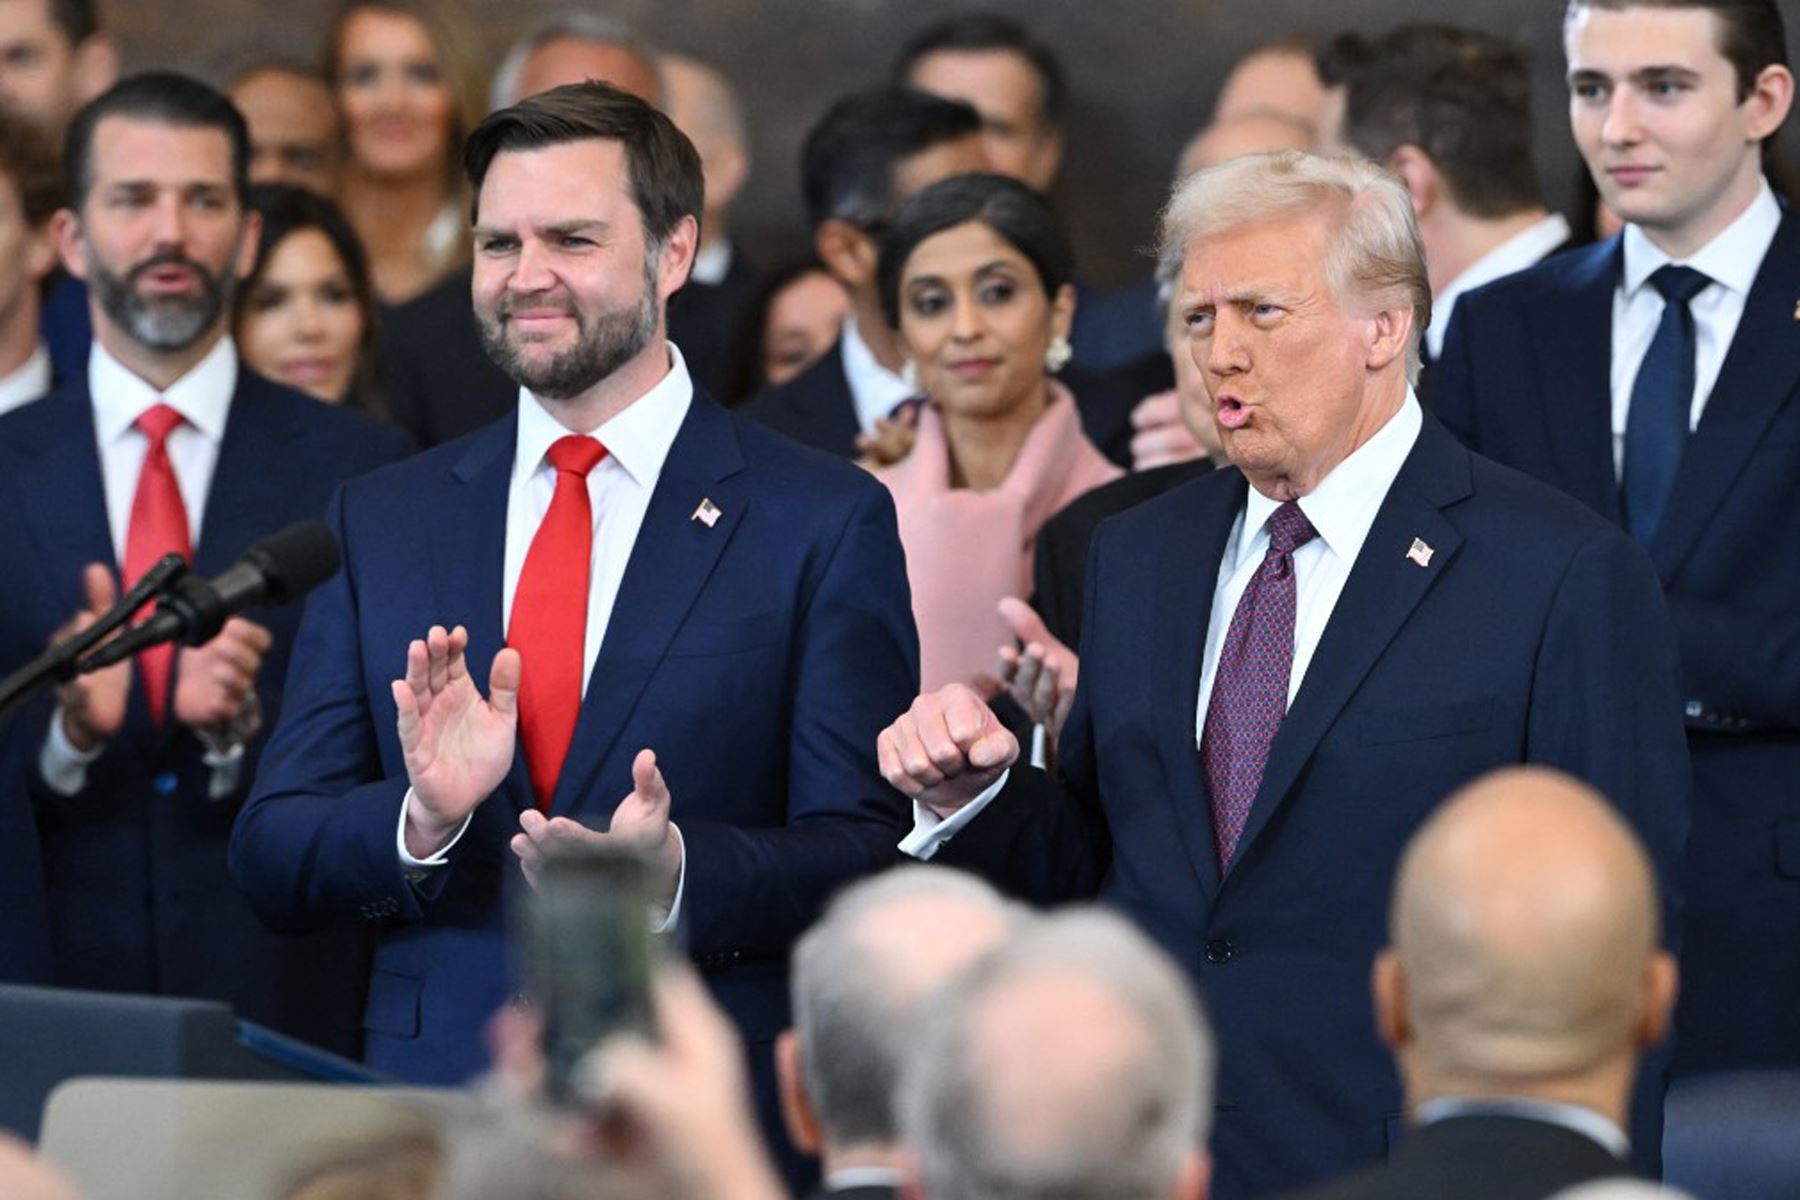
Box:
[123,403,193,727]
[509,435,607,810]
[1200,500,1317,869]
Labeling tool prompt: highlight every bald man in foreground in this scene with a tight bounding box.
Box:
[1283,767,1674,1200]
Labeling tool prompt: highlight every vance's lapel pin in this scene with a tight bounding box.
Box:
[1406,537,1435,568]
[692,497,723,528]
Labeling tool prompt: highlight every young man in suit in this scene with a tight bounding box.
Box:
[230,80,918,1164]
[1432,0,1797,1078]
[0,73,412,1044]
[1317,24,1574,384]
[1283,768,1673,1200]
[881,151,1690,1200]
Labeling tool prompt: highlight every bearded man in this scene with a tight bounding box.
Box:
[0,72,411,1045]
[230,83,918,1167]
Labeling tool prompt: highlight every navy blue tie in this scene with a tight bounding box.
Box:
[1622,264,1712,542]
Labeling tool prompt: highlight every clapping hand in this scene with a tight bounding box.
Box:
[395,624,519,858]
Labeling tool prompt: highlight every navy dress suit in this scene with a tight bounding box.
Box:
[0,370,414,1053]
[229,391,917,1094]
[1433,212,1800,1077]
[935,417,1690,1200]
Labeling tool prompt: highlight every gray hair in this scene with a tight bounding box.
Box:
[792,865,1022,1149]
[1547,1184,1697,1200]
[489,11,660,112]
[899,909,1215,1200]
[1158,149,1431,385]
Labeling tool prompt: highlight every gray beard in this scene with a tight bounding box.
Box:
[477,254,660,400]
[85,245,234,353]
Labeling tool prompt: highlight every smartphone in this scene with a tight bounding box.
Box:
[520,841,659,1106]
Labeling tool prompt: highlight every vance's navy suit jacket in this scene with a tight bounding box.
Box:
[230,391,918,1088]
[1434,211,1800,1077]
[0,370,414,1050]
[937,417,1690,1200]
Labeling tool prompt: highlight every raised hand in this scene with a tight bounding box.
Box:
[53,564,131,752]
[510,749,680,908]
[1129,388,1209,471]
[878,683,1019,819]
[395,624,519,857]
[174,616,272,734]
[996,596,1080,746]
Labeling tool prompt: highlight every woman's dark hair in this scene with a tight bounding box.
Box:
[723,257,836,404]
[877,172,1074,330]
[239,183,385,417]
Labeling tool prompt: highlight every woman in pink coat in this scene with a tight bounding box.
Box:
[873,173,1121,693]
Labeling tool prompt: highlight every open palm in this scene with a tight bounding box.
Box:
[393,624,519,836]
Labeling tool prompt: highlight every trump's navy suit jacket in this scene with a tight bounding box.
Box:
[1433,211,1800,1077]
[230,390,918,1086]
[0,370,414,1050]
[937,417,1690,1200]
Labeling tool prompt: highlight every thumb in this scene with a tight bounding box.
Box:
[998,596,1051,647]
[488,648,521,718]
[631,748,669,805]
[83,563,117,614]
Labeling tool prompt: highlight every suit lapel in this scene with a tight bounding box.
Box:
[1527,241,1622,522]
[550,396,749,817]
[817,341,863,459]
[193,376,306,576]
[430,413,534,810]
[1649,211,1800,580]
[1227,421,1470,875]
[1153,472,1246,899]
[8,385,115,617]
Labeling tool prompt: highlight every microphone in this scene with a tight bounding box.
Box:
[80,521,342,670]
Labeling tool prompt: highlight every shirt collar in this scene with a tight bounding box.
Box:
[824,1166,908,1190]
[1237,391,1423,571]
[840,314,915,431]
[0,342,51,410]
[515,342,695,488]
[690,238,733,287]
[1429,214,1572,358]
[1415,1096,1631,1160]
[1621,177,1780,300]
[89,335,238,444]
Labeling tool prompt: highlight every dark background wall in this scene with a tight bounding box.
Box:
[112,0,1800,285]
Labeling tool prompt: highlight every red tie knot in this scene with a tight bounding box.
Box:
[546,435,607,477]
[1266,500,1318,556]
[136,403,185,445]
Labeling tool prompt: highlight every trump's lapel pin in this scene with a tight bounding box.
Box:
[1405,537,1435,568]
[692,497,723,528]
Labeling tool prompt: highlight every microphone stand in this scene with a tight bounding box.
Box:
[0,555,188,722]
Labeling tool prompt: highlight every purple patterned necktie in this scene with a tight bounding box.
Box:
[1201,500,1319,869]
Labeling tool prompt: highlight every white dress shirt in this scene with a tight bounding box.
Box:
[397,346,696,925]
[1415,1096,1630,1159]
[40,337,243,797]
[689,238,734,287]
[904,394,1424,860]
[0,342,52,414]
[1428,213,1572,360]
[841,314,916,435]
[1609,180,1780,475]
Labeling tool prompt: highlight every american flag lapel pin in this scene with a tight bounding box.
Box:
[1406,537,1434,568]
[692,497,723,528]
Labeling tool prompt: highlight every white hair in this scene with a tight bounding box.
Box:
[1158,149,1432,384]
[899,909,1215,1200]
[489,10,659,112]
[1547,1182,1698,1200]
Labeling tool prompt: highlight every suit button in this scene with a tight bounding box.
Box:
[152,771,179,796]
[1205,938,1234,964]
[1684,700,1703,719]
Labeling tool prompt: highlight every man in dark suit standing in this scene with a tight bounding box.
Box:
[0,74,411,1043]
[1433,0,1797,1079]
[881,150,1689,1199]
[230,81,917,1166]
[1282,767,1672,1200]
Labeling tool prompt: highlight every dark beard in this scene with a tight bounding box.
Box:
[477,255,660,400]
[85,246,233,353]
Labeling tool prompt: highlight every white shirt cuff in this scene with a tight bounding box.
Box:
[1029,724,1048,769]
[40,706,104,796]
[654,823,685,933]
[898,769,1011,861]
[397,788,475,873]
[200,742,245,801]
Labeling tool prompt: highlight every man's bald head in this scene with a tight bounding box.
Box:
[1178,109,1317,180]
[660,54,749,231]
[1382,767,1673,1090]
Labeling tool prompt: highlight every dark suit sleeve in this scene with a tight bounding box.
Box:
[1431,301,1482,450]
[229,486,424,934]
[675,483,920,959]
[1031,515,1075,648]
[1665,595,1800,729]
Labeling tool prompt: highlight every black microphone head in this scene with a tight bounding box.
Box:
[244,521,342,605]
